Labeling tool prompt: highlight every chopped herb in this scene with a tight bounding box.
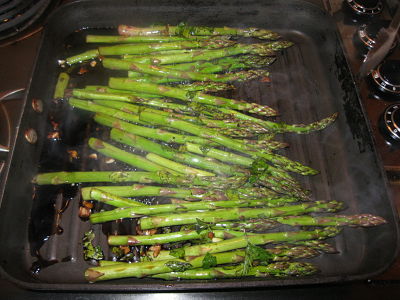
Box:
[242,242,273,275]
[82,230,104,261]
[202,252,217,269]
[170,247,186,259]
[195,218,212,234]
[165,261,193,272]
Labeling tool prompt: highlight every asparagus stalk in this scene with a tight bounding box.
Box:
[63,49,99,65]
[184,143,297,184]
[145,152,215,177]
[98,39,234,55]
[89,188,147,208]
[123,41,293,65]
[94,113,213,146]
[108,229,246,245]
[79,87,193,112]
[88,138,179,175]
[126,244,320,263]
[182,143,308,199]
[83,183,282,203]
[72,88,142,103]
[86,35,210,43]
[289,240,338,254]
[123,75,235,91]
[86,248,249,281]
[184,142,254,166]
[118,24,281,40]
[219,107,339,134]
[109,77,277,116]
[137,201,344,229]
[89,198,298,224]
[103,58,269,83]
[273,214,387,227]
[33,170,247,188]
[110,128,246,176]
[85,228,338,281]
[147,227,341,260]
[69,98,147,125]
[53,72,70,99]
[210,218,279,232]
[126,55,276,75]
[85,85,160,99]
[170,196,297,207]
[139,111,318,176]
[173,81,235,92]
[152,262,318,280]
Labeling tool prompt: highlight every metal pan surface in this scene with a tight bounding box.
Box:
[0,0,398,291]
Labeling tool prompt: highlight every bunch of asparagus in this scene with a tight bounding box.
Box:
[34,23,387,283]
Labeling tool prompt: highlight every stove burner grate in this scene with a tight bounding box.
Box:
[0,0,57,46]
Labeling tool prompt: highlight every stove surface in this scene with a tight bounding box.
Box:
[0,0,399,297]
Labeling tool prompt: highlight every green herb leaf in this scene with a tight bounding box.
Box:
[247,243,273,263]
[82,230,104,261]
[250,158,271,176]
[199,145,211,155]
[242,242,273,275]
[202,253,217,269]
[170,247,186,259]
[195,218,212,234]
[165,261,193,272]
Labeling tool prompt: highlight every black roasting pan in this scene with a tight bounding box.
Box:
[0,0,398,291]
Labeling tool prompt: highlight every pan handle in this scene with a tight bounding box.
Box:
[0,88,25,167]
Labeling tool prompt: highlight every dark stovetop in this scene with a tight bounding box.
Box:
[1,1,400,298]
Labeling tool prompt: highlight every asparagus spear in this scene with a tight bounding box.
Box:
[207,214,387,230]
[118,24,281,40]
[83,183,283,203]
[86,35,210,43]
[126,55,276,74]
[98,39,234,55]
[94,113,213,146]
[89,197,298,223]
[110,128,246,176]
[183,143,300,188]
[86,248,250,281]
[72,89,142,103]
[138,201,343,229]
[69,98,147,125]
[53,72,70,99]
[219,107,339,134]
[88,138,179,175]
[85,85,160,99]
[103,58,270,83]
[123,41,292,65]
[143,227,341,260]
[152,262,318,280]
[63,49,99,65]
[108,229,246,245]
[109,77,278,116]
[289,240,338,254]
[273,214,387,227]
[138,111,318,176]
[210,218,279,232]
[89,188,147,208]
[145,152,215,177]
[77,87,193,112]
[33,170,247,188]
[85,228,338,281]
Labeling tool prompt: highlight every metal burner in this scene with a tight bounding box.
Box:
[379,103,400,145]
[345,0,383,16]
[371,60,400,97]
[0,0,59,46]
